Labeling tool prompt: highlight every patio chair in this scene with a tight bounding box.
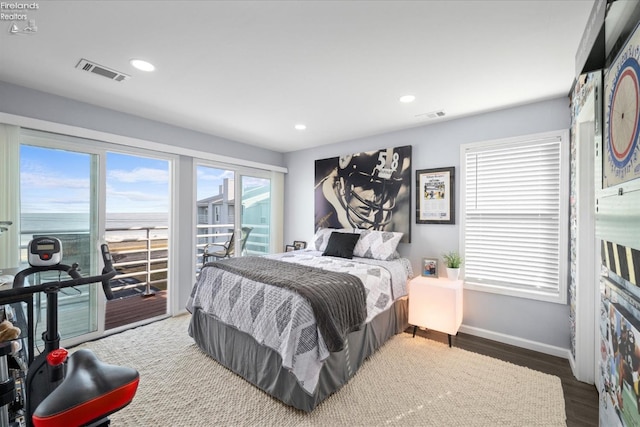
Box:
[202,227,253,263]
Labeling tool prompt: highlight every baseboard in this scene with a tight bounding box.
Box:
[175,307,190,316]
[458,324,572,360]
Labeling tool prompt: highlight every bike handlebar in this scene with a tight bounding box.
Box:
[2,244,117,300]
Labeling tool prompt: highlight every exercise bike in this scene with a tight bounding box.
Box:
[0,237,139,427]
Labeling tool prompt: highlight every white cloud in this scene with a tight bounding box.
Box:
[21,171,89,189]
[108,168,168,183]
[197,167,234,181]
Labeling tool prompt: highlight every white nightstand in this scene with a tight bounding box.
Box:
[408,276,463,347]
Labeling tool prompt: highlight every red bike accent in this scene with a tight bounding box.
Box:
[32,349,139,427]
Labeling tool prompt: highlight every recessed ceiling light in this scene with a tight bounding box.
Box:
[294,124,307,131]
[130,59,155,72]
[399,95,416,103]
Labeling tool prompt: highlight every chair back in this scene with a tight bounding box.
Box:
[239,227,252,254]
[226,227,253,256]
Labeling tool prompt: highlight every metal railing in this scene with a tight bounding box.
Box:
[19,227,168,296]
[105,226,168,295]
[196,223,269,267]
[20,222,269,293]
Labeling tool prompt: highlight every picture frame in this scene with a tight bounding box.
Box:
[285,245,296,252]
[422,258,438,277]
[293,240,307,250]
[602,20,640,189]
[315,145,412,243]
[416,167,455,224]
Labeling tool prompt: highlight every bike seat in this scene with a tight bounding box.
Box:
[32,348,139,427]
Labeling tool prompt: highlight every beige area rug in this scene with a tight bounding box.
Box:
[75,314,566,426]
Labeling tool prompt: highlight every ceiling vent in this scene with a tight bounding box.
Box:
[415,110,446,120]
[75,59,130,82]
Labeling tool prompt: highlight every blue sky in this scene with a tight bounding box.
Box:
[20,146,266,213]
[20,146,179,213]
[196,165,233,201]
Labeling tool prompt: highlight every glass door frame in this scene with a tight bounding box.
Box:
[20,130,177,347]
[20,131,104,347]
[195,160,274,258]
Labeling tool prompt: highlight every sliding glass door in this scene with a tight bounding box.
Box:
[195,165,272,270]
[20,144,99,342]
[195,165,235,269]
[241,175,270,256]
[20,130,174,345]
[104,152,170,330]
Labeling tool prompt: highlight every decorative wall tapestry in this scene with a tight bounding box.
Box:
[599,240,640,427]
[314,145,412,243]
[604,21,640,188]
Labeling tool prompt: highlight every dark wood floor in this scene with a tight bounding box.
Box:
[409,328,599,427]
[105,290,167,330]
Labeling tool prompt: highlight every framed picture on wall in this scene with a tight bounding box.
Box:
[603,20,640,188]
[314,145,412,243]
[416,167,455,224]
[422,258,438,277]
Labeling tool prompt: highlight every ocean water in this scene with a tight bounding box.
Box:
[20,212,169,244]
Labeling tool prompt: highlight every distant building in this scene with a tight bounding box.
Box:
[196,178,270,255]
[197,178,235,228]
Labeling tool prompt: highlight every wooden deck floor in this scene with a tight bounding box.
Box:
[105,290,167,330]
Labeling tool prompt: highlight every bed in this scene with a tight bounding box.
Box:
[186,228,413,412]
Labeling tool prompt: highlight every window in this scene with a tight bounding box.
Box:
[460,130,568,303]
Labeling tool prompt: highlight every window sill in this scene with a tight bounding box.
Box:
[463,280,567,305]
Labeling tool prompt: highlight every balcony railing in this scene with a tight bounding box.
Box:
[16,222,270,336]
[105,226,168,296]
[20,222,269,293]
[196,223,269,268]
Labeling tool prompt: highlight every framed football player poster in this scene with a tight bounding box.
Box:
[603,21,640,188]
[314,145,412,243]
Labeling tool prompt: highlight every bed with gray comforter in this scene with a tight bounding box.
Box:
[186,249,412,412]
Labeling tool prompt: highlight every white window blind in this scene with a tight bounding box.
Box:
[462,130,568,303]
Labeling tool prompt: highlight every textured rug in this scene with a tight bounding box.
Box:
[75,314,566,426]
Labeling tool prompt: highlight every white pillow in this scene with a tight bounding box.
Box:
[353,230,403,260]
[312,228,338,251]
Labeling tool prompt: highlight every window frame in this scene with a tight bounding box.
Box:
[459,129,569,304]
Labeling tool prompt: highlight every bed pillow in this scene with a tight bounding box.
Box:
[322,232,361,259]
[312,228,336,251]
[353,230,403,260]
[312,228,359,251]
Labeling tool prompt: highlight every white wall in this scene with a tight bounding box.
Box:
[0,81,285,169]
[284,97,572,354]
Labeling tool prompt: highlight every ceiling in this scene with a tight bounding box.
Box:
[0,1,594,153]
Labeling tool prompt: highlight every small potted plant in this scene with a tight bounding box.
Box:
[442,251,463,281]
